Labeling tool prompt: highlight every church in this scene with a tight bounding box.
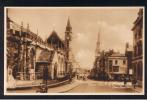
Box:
[7,14,73,83]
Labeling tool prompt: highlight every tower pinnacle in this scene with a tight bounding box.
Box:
[67,17,71,27]
[66,17,72,32]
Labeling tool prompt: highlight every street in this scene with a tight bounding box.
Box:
[7,79,137,93]
[65,79,135,93]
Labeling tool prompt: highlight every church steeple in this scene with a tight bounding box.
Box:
[65,17,73,74]
[66,17,72,32]
[65,17,72,41]
[95,30,101,57]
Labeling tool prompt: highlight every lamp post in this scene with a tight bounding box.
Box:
[42,62,49,93]
[69,62,72,81]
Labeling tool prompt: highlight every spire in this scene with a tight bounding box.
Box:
[67,17,71,27]
[65,17,72,33]
[97,29,100,46]
[95,29,101,57]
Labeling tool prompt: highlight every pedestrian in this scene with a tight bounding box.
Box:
[123,75,127,87]
[76,74,78,79]
[132,78,137,89]
[83,74,86,81]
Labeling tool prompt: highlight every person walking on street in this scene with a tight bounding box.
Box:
[123,75,127,87]
[132,77,137,89]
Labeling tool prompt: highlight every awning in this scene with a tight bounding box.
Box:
[110,72,125,75]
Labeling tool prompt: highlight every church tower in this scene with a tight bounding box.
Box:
[65,17,72,74]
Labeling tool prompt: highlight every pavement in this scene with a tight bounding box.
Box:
[7,79,143,93]
[80,80,132,87]
[15,80,42,87]
[8,79,69,89]
[65,79,143,93]
[7,79,80,93]
[65,79,142,93]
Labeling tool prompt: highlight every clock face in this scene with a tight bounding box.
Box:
[66,36,70,40]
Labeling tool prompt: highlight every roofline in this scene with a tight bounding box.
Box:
[131,16,143,31]
[47,30,64,44]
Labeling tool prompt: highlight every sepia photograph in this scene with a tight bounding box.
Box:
[4,7,144,95]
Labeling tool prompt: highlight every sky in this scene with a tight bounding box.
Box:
[7,7,142,69]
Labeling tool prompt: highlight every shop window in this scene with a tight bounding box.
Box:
[113,66,119,72]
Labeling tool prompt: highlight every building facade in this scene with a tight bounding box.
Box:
[46,30,66,79]
[7,17,48,80]
[131,9,143,87]
[107,53,128,81]
[7,15,73,83]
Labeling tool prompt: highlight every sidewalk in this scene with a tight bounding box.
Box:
[15,80,42,88]
[91,80,132,87]
[9,79,70,89]
[96,81,143,93]
[7,79,80,93]
[109,81,132,87]
[15,80,47,88]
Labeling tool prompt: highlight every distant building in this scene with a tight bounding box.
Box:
[131,9,143,87]
[125,43,133,79]
[107,53,128,81]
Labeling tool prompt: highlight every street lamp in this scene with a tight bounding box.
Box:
[43,64,48,93]
[36,61,49,93]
